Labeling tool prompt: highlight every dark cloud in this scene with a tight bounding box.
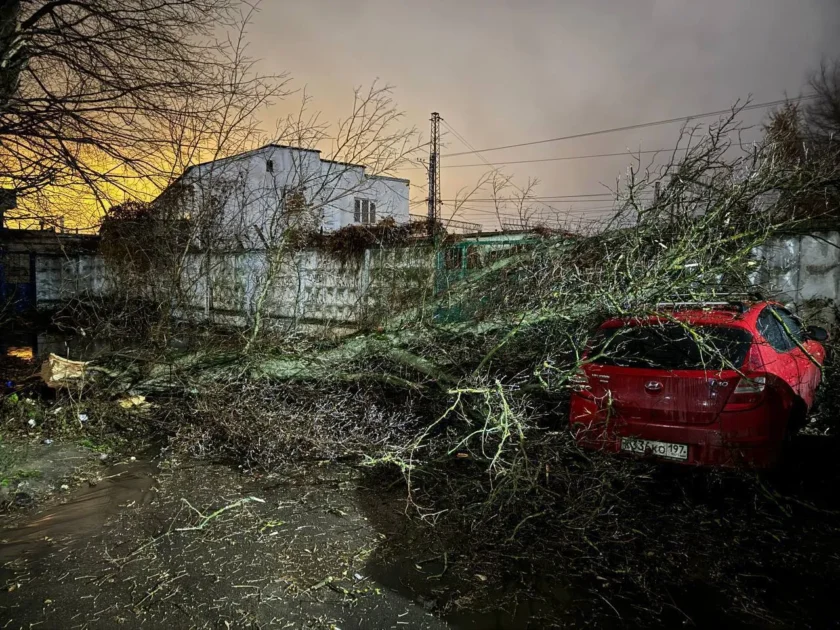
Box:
[248,0,840,227]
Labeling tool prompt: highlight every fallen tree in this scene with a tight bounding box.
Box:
[57,108,834,502]
[84,107,836,395]
[34,104,840,628]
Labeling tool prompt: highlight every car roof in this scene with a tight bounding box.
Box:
[599,301,774,330]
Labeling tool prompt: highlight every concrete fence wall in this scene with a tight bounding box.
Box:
[29,230,840,330]
[752,230,840,327]
[35,253,109,309]
[171,246,435,330]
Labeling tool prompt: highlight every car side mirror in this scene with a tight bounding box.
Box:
[805,325,829,342]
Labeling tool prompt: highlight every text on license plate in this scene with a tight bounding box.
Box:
[621,438,688,461]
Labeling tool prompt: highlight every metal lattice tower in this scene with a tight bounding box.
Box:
[427,112,441,229]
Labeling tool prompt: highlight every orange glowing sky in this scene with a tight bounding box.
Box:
[10,0,840,232]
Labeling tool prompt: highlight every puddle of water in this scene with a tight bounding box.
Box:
[354,482,576,630]
[366,555,571,630]
[0,459,157,563]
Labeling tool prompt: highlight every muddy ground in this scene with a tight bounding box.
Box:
[1,331,840,629]
[0,441,102,507]
[0,456,453,629]
[0,436,838,629]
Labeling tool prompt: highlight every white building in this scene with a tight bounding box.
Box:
[158,144,410,248]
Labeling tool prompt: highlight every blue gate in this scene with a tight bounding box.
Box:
[0,250,36,312]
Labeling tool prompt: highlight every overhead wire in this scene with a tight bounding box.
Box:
[402,148,688,170]
[441,118,588,227]
[438,193,649,202]
[442,94,817,158]
[451,203,621,218]
[437,94,791,228]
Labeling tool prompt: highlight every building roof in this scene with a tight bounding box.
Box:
[320,158,361,168]
[182,144,320,175]
[369,173,411,184]
[151,145,412,209]
[178,145,410,185]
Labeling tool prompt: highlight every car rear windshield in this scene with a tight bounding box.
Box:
[588,324,753,370]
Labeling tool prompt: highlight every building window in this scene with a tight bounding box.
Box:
[266,159,274,173]
[354,199,376,224]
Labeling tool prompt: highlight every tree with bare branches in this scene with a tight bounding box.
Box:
[805,58,840,142]
[759,66,840,222]
[94,83,420,345]
[0,0,287,229]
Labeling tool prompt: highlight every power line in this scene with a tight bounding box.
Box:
[456,209,620,221]
[446,196,645,219]
[441,119,497,171]
[455,198,652,205]
[441,119,576,224]
[446,202,624,220]
[445,207,627,230]
[399,127,760,171]
[438,193,651,202]
[403,148,687,170]
[440,119,664,231]
[442,94,817,158]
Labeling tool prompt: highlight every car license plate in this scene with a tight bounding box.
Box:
[621,438,688,461]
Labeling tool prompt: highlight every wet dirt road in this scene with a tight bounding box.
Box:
[0,459,157,565]
[1,438,839,629]
[0,458,457,629]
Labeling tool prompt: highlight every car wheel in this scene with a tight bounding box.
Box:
[778,400,808,468]
[787,399,809,435]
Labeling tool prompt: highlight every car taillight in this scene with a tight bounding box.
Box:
[723,374,767,411]
[570,367,591,393]
[733,375,766,394]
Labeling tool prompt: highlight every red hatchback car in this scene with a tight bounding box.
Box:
[569,301,828,468]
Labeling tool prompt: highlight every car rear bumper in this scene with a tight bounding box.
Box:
[569,394,784,469]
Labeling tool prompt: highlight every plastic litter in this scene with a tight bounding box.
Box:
[118,395,149,409]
